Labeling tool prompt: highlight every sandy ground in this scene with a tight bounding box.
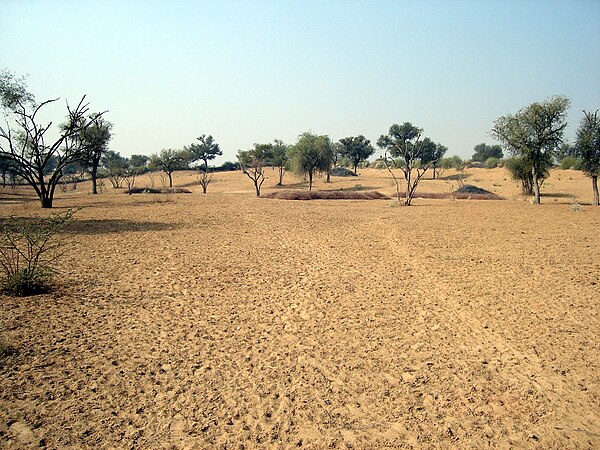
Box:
[0,167,599,449]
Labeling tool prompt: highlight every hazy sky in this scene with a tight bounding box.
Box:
[2,0,599,162]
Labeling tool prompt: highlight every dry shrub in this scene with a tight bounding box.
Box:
[263,190,390,200]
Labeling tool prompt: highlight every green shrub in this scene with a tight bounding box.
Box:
[484,157,501,169]
[0,209,75,296]
[559,156,583,170]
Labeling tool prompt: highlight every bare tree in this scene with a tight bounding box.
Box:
[238,144,272,196]
[0,96,105,208]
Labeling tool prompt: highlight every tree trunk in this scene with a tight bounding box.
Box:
[278,166,283,186]
[326,169,331,183]
[593,175,599,206]
[41,195,53,208]
[254,182,261,197]
[168,172,173,188]
[432,166,436,180]
[354,164,358,175]
[91,165,98,194]
[532,166,541,204]
[308,171,313,191]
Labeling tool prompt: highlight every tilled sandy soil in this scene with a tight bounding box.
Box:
[1,168,599,448]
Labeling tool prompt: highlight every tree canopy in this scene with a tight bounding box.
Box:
[472,143,503,162]
[237,143,273,197]
[338,135,375,174]
[288,132,332,190]
[576,110,600,205]
[491,96,570,204]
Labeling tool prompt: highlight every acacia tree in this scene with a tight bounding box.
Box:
[101,150,127,188]
[0,97,104,208]
[576,110,600,206]
[377,122,432,206]
[338,135,375,174]
[186,134,222,193]
[288,132,332,190]
[492,96,570,204]
[149,149,189,188]
[270,139,288,186]
[75,114,112,194]
[420,138,447,179]
[238,143,272,197]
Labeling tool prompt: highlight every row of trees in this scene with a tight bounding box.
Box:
[1,70,598,207]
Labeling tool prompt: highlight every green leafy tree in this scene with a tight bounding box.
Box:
[238,143,273,197]
[72,114,112,194]
[472,143,504,162]
[101,150,128,188]
[576,110,600,206]
[149,149,189,188]
[288,132,332,190]
[338,135,375,174]
[555,143,577,163]
[420,139,448,179]
[492,96,570,204]
[270,139,288,186]
[186,134,222,193]
[130,154,149,171]
[377,122,433,205]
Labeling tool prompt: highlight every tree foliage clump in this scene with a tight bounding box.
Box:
[576,110,600,205]
[377,122,437,205]
[492,96,570,204]
[149,149,190,188]
[338,135,375,174]
[186,134,222,193]
[472,143,503,162]
[288,132,332,190]
[504,156,551,195]
[238,143,273,197]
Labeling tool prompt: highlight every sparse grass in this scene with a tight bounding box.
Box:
[263,190,390,200]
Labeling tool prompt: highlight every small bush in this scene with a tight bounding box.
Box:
[0,209,75,296]
[559,156,583,170]
[484,157,501,169]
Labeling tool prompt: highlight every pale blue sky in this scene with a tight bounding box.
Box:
[2,0,599,162]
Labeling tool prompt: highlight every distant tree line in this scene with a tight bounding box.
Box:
[1,70,598,207]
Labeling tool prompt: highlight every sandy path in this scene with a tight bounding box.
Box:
[1,170,599,448]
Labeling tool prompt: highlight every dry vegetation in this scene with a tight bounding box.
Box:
[0,167,599,448]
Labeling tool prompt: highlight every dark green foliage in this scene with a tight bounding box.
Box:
[492,96,570,204]
[504,157,551,195]
[0,209,75,296]
[288,132,333,190]
[472,143,503,162]
[338,135,375,174]
[559,156,583,170]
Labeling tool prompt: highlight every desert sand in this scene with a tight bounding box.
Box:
[1,167,599,449]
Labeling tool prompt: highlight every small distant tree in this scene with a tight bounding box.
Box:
[270,139,288,186]
[288,132,332,190]
[420,139,447,179]
[130,154,149,171]
[576,110,600,206]
[101,150,128,188]
[186,134,222,193]
[472,143,503,163]
[555,143,577,164]
[492,96,570,204]
[238,143,272,196]
[338,135,375,174]
[377,122,432,206]
[149,149,189,188]
[71,114,112,194]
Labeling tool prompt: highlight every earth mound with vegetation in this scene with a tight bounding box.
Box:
[330,167,358,177]
[263,190,389,200]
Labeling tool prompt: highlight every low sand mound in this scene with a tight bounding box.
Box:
[263,190,389,200]
[127,187,192,194]
[330,167,358,177]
